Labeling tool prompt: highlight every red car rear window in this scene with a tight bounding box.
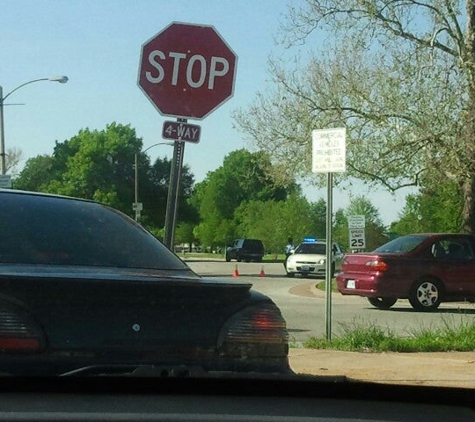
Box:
[373,235,429,253]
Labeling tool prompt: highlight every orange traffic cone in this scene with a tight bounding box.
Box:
[259,266,266,277]
[232,264,239,277]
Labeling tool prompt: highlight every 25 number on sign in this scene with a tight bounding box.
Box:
[350,238,364,248]
[349,228,366,250]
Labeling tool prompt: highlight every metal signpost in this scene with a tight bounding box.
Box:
[312,127,346,340]
[138,22,237,248]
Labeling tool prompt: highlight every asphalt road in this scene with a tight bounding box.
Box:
[186,260,475,344]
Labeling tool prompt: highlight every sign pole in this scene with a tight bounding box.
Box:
[312,127,346,342]
[171,138,185,245]
[134,153,139,221]
[325,172,333,341]
[163,118,186,249]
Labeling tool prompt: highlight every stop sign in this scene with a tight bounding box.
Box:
[138,22,237,120]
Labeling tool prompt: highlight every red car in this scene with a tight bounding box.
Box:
[336,233,475,311]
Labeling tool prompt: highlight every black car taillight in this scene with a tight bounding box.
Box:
[217,303,289,357]
[0,302,45,353]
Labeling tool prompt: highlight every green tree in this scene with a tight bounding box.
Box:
[192,149,298,247]
[139,156,197,230]
[390,181,463,235]
[333,208,348,249]
[45,122,141,212]
[333,197,387,251]
[234,195,326,254]
[310,198,327,239]
[234,0,475,233]
[14,123,198,234]
[174,222,196,250]
[14,155,53,191]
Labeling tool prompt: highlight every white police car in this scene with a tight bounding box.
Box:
[285,238,343,278]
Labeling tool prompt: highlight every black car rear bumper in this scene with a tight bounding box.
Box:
[0,354,291,377]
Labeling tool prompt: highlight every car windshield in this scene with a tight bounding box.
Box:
[2,0,474,390]
[295,243,326,255]
[373,235,430,253]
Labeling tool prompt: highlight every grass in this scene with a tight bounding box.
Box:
[178,252,286,262]
[177,252,223,259]
[304,317,475,352]
[315,279,339,293]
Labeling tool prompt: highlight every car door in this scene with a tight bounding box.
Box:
[434,237,475,297]
[332,243,344,271]
[228,240,239,259]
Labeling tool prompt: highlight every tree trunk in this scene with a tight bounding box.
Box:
[461,176,475,233]
[461,83,475,232]
[461,1,475,232]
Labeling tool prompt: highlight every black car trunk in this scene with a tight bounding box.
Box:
[0,270,252,366]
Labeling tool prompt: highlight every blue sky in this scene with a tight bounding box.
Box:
[1,0,411,225]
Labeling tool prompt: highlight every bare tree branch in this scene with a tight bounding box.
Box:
[5,147,23,176]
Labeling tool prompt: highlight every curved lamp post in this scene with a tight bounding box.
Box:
[134,142,174,221]
[0,76,69,175]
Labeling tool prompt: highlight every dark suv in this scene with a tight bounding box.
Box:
[225,239,264,262]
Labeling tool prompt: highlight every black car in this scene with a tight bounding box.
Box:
[225,239,265,262]
[0,190,289,376]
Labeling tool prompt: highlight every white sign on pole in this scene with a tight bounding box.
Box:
[348,215,365,229]
[0,175,12,189]
[349,228,366,249]
[312,128,346,173]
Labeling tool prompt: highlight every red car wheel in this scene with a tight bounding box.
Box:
[409,279,443,311]
[367,297,397,310]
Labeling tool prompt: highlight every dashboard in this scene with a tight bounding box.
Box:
[0,375,473,422]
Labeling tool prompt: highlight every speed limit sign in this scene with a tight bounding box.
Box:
[349,228,366,249]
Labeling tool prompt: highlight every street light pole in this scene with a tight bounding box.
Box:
[134,142,173,221]
[0,85,6,176]
[0,76,68,175]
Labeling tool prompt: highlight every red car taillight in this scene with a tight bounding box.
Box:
[217,303,289,357]
[0,303,45,353]
[365,260,388,272]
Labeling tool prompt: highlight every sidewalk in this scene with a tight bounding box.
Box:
[289,348,475,388]
[288,282,475,388]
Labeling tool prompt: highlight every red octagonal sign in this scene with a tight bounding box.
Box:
[138,22,237,120]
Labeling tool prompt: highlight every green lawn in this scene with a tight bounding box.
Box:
[178,252,286,262]
[304,318,475,352]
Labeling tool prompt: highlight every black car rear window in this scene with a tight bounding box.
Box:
[373,234,430,253]
[0,193,188,270]
[243,239,263,250]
